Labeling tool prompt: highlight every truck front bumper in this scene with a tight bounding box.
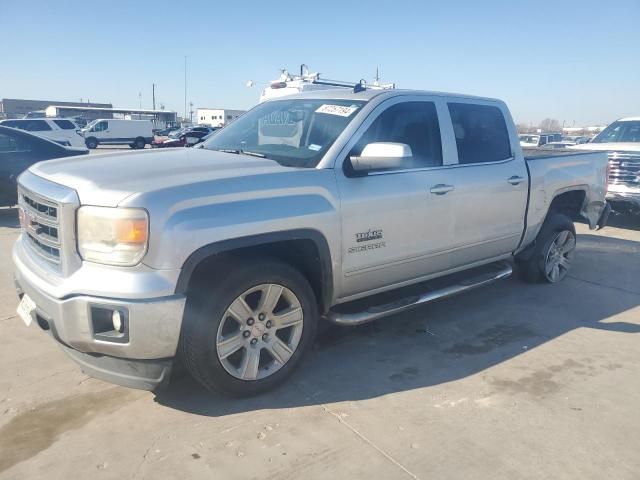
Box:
[13,240,186,391]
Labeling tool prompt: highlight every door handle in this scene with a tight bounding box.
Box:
[430,184,455,195]
[508,175,525,186]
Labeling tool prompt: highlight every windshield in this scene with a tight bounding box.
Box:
[592,121,640,143]
[202,99,365,168]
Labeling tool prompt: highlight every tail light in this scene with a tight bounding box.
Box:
[605,160,611,195]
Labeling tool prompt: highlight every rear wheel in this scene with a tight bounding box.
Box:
[134,137,146,149]
[180,258,318,396]
[517,213,576,283]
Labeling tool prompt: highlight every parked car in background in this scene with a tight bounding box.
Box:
[80,119,153,149]
[562,135,590,145]
[542,141,573,149]
[155,126,181,137]
[0,118,85,148]
[570,117,640,214]
[519,133,560,148]
[12,88,609,396]
[70,116,88,128]
[0,125,88,206]
[188,126,217,135]
[152,129,210,148]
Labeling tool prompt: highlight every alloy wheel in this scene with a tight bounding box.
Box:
[215,283,304,381]
[543,230,576,283]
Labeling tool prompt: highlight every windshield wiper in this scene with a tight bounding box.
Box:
[216,148,266,158]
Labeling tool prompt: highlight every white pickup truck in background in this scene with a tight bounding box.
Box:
[571,116,640,215]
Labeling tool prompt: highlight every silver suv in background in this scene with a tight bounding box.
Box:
[571,117,640,214]
[13,88,609,396]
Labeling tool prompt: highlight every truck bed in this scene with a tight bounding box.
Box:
[520,149,608,250]
[523,147,594,159]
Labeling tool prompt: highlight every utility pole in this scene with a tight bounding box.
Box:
[189,102,194,124]
[184,56,187,123]
[152,83,156,110]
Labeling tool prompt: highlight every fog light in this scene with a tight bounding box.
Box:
[112,310,124,333]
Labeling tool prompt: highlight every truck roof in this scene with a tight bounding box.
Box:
[619,116,640,122]
[274,88,502,103]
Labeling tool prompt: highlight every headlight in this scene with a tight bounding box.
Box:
[77,206,149,266]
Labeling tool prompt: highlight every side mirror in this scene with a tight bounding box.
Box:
[349,142,413,173]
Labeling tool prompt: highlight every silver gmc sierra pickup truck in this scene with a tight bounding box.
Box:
[13,88,610,396]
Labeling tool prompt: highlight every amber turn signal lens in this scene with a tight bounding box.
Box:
[116,219,148,244]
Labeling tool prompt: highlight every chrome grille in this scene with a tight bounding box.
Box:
[19,188,62,265]
[608,151,640,187]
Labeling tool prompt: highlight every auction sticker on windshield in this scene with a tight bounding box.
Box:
[316,104,359,117]
[17,294,36,327]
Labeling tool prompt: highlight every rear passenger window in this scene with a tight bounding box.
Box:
[448,103,511,164]
[353,101,443,169]
[53,119,76,130]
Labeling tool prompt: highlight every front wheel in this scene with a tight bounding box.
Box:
[517,213,576,283]
[180,258,318,396]
[85,137,98,149]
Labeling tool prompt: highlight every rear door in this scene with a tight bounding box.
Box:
[444,101,528,267]
[336,97,457,299]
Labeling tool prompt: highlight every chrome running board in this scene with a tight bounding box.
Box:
[326,261,513,326]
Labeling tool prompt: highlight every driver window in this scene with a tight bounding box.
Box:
[351,101,443,169]
[93,121,108,132]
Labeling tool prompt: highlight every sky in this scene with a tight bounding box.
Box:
[1,0,638,126]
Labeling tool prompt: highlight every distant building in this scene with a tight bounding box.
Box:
[44,105,178,129]
[196,108,246,127]
[0,98,112,119]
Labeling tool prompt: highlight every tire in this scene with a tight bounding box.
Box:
[85,137,98,149]
[180,258,318,396]
[134,137,146,149]
[516,212,576,284]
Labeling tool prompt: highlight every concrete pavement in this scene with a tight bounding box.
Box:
[0,208,639,479]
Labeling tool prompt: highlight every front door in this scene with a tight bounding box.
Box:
[336,98,456,299]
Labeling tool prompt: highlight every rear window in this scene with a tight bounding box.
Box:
[448,103,512,164]
[53,119,76,130]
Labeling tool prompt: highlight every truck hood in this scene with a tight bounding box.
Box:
[29,148,290,206]
[569,142,640,152]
